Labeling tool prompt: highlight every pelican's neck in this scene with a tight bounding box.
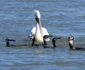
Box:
[35,10,42,34]
[35,22,43,43]
[36,22,42,34]
[36,19,43,36]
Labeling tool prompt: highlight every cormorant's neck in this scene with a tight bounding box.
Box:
[43,37,47,45]
[32,37,35,46]
[52,39,56,47]
[6,41,10,47]
[69,43,74,50]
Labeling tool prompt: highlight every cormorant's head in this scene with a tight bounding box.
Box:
[68,34,74,45]
[5,38,15,47]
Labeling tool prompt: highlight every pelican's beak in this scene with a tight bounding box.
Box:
[35,17,40,23]
[34,10,41,24]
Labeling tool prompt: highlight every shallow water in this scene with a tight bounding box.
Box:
[0,0,85,70]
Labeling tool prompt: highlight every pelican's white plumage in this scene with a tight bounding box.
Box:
[29,10,50,43]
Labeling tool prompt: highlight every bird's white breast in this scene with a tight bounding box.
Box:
[69,40,73,45]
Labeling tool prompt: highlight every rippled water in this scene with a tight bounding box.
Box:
[0,0,85,70]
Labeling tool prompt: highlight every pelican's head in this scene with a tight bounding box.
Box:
[34,10,41,18]
[34,10,41,23]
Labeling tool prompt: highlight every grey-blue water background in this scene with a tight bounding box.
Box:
[0,0,85,70]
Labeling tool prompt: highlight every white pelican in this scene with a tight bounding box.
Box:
[29,10,50,44]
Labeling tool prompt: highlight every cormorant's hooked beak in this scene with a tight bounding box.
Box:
[5,38,15,42]
[53,37,61,41]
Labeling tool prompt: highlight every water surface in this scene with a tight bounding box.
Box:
[0,0,85,70]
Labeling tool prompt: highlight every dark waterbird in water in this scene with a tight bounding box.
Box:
[68,34,85,50]
[43,35,61,48]
[5,35,61,48]
[5,38,16,47]
[31,35,52,46]
[5,38,28,47]
[31,35,61,48]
